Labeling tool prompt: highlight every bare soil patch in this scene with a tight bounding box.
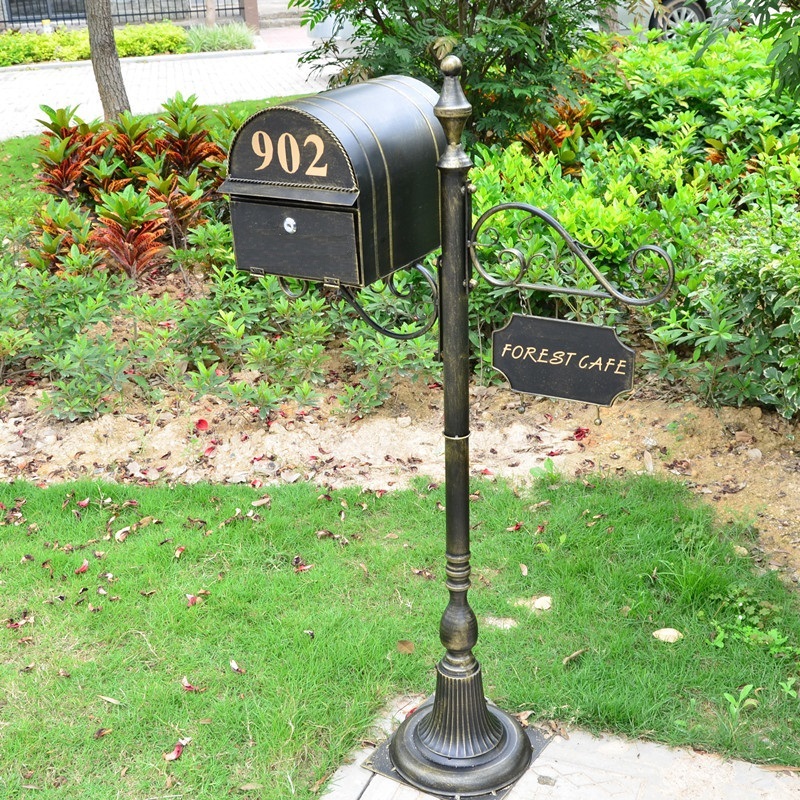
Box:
[2,379,799,582]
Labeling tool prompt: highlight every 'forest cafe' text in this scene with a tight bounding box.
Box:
[497,344,630,376]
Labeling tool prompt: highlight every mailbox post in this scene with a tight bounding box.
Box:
[384,56,535,797]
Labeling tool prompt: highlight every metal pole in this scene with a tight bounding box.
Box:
[388,55,532,798]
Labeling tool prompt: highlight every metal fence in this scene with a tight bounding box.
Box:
[2,0,245,27]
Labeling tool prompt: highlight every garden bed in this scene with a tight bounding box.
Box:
[2,377,799,582]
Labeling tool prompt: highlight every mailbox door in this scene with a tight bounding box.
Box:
[230,200,360,285]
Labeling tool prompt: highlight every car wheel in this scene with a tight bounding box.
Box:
[649,0,708,34]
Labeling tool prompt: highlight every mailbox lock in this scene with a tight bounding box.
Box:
[283,217,297,234]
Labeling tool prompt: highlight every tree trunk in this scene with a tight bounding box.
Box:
[205,0,217,27]
[85,0,131,121]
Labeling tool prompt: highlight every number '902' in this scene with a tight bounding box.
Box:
[251,131,328,177]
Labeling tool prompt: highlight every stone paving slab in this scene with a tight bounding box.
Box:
[322,696,800,800]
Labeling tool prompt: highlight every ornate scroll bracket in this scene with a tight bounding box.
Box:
[469,201,675,308]
[276,263,439,341]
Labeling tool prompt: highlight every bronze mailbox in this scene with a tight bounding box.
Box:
[219,75,446,287]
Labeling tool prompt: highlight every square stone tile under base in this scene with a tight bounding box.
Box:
[364,724,550,800]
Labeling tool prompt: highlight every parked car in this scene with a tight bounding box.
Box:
[613,0,715,34]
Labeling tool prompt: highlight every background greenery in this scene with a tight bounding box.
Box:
[291,0,619,142]
[1,26,799,421]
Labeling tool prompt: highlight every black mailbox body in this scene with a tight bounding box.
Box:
[219,76,447,288]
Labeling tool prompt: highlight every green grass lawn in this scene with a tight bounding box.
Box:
[1,476,799,799]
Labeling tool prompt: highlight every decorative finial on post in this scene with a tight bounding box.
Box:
[434,56,473,169]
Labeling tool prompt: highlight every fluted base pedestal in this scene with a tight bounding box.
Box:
[386,662,532,797]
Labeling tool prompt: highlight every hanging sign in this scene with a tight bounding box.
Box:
[492,314,635,406]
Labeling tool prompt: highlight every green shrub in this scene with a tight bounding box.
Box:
[468,116,800,418]
[5,27,800,421]
[293,0,619,143]
[0,29,59,66]
[185,22,254,53]
[467,137,716,328]
[646,206,800,418]
[51,27,91,61]
[577,29,800,161]
[115,21,189,57]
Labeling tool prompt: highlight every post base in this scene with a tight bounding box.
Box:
[385,695,533,798]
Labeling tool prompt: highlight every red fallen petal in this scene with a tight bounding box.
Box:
[203,445,216,457]
[480,468,493,475]
[573,427,590,441]
[174,546,185,559]
[77,498,90,508]
[250,479,263,489]
[186,594,198,607]
[546,449,563,457]
[75,559,89,575]
[163,737,191,761]
[195,419,209,432]
[181,676,202,691]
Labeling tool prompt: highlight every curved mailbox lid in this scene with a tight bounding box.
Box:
[289,76,445,274]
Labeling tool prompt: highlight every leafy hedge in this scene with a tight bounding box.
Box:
[646,208,800,415]
[462,28,800,417]
[577,29,800,154]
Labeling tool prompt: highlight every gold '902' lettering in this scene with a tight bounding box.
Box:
[251,130,328,177]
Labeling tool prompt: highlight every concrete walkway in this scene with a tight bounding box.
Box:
[0,25,326,140]
[325,696,800,800]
